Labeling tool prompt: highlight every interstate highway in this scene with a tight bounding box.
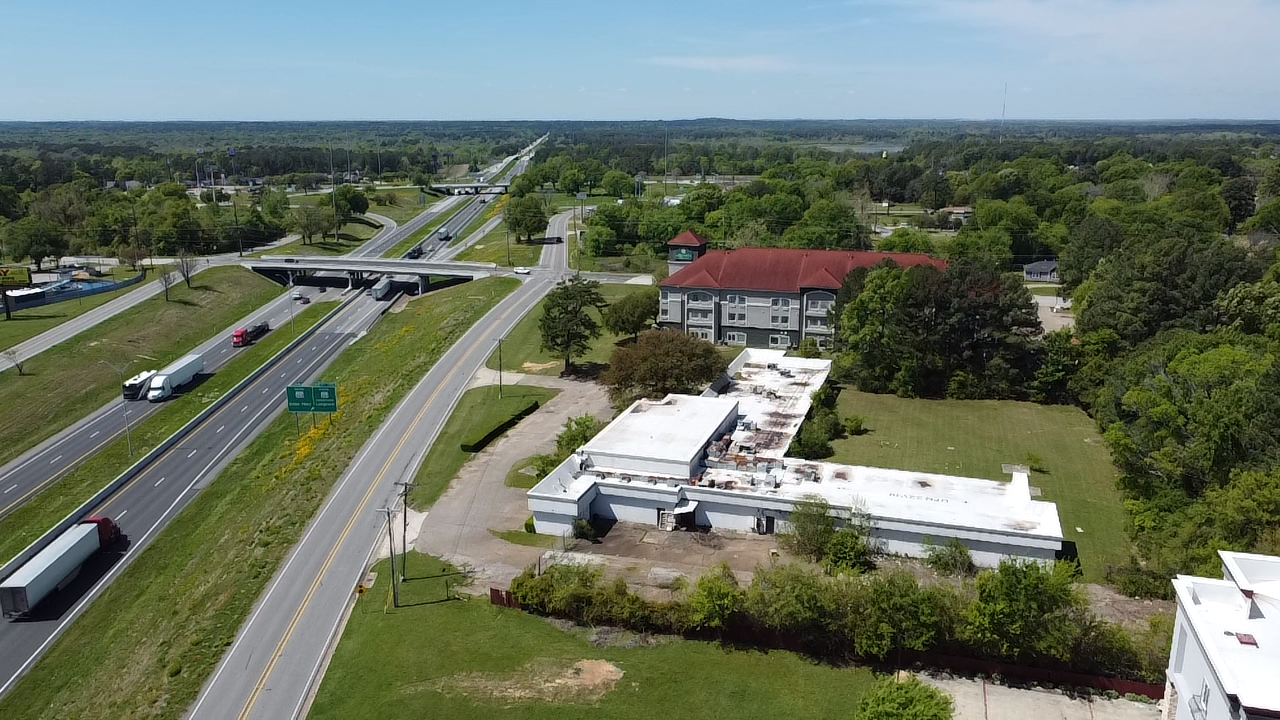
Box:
[0,286,325,521]
[0,290,393,696]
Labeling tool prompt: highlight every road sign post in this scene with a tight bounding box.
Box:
[313,383,338,413]
[286,385,314,412]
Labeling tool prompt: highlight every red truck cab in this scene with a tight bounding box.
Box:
[84,516,123,548]
[232,321,270,347]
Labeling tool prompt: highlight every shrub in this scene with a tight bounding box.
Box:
[924,538,976,577]
[572,518,596,541]
[1023,452,1048,473]
[744,563,830,638]
[779,496,836,561]
[689,563,745,631]
[843,414,868,436]
[854,676,953,720]
[961,560,1084,663]
[797,337,822,358]
[847,572,945,659]
[823,529,874,576]
[523,515,536,534]
[789,423,834,459]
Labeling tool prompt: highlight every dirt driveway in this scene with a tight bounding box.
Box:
[415,370,612,588]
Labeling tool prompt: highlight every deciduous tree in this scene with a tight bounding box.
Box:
[600,329,726,405]
[602,287,658,339]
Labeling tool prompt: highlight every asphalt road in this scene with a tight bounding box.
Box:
[0,290,396,696]
[188,208,568,720]
[0,286,326,521]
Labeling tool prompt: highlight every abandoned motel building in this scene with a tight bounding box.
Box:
[527,349,1065,568]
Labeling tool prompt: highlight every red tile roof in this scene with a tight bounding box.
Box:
[668,230,707,247]
[660,248,947,294]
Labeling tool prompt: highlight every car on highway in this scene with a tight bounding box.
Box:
[513,266,531,275]
[298,295,311,304]
[291,290,304,301]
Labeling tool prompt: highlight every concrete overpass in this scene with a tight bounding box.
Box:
[432,182,509,195]
[242,256,496,293]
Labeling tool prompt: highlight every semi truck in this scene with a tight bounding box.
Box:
[146,353,204,402]
[0,517,122,618]
[122,369,158,400]
[370,277,393,301]
[232,321,270,347]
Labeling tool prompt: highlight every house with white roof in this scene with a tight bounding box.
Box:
[1166,551,1280,720]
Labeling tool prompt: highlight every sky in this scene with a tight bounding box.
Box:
[1,0,1278,121]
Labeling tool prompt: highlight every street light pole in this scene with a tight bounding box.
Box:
[100,360,135,456]
[380,507,399,607]
[394,481,416,583]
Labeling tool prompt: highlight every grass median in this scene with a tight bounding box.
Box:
[407,384,558,509]
[309,553,877,720]
[0,301,336,564]
[486,283,637,375]
[454,222,542,267]
[0,277,519,720]
[0,267,284,467]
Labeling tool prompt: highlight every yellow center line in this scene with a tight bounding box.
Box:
[237,286,535,720]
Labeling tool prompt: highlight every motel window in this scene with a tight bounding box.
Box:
[689,291,712,304]
[690,328,713,341]
[725,331,746,345]
[769,334,791,349]
[727,310,746,324]
[726,294,746,306]
[771,314,789,327]
[688,309,712,321]
[771,298,791,310]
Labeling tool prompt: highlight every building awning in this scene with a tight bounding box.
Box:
[673,499,699,514]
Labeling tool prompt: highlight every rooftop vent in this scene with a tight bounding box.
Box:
[1237,633,1259,647]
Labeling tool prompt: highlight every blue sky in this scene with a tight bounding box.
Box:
[2,0,1277,120]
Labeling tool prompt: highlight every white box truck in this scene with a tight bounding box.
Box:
[0,517,121,618]
[146,353,204,402]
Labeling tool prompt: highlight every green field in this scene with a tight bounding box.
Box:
[253,218,381,257]
[408,384,558,509]
[831,390,1129,581]
[486,283,642,375]
[0,301,335,564]
[455,223,543,267]
[0,278,520,720]
[0,267,285,468]
[368,188,438,224]
[310,553,878,720]
[0,268,146,351]
[1027,284,1063,297]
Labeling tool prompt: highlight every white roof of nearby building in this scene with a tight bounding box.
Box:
[1173,551,1280,715]
[532,348,1062,546]
[582,394,738,469]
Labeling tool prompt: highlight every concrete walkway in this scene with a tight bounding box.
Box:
[920,674,1159,720]
[416,370,612,588]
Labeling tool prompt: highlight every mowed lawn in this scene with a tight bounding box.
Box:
[454,222,543,267]
[369,188,439,224]
[487,283,644,375]
[0,267,284,467]
[309,554,878,720]
[831,391,1129,581]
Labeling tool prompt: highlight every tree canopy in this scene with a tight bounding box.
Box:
[600,329,727,406]
[538,276,607,372]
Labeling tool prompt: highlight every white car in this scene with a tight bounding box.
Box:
[513,266,531,275]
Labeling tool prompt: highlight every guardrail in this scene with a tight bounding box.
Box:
[0,290,362,582]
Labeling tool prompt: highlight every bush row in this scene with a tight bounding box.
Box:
[510,559,1172,684]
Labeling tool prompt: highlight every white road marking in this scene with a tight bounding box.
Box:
[116,510,128,519]
[155,477,166,487]
[221,348,228,354]
[311,346,317,351]
[4,485,16,494]
[280,372,286,378]
[187,449,198,458]
[262,387,270,394]
[50,455,63,464]
[90,431,100,439]
[241,405,249,412]
[296,358,303,364]
[217,425,225,434]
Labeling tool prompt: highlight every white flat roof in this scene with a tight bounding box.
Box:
[582,395,738,469]
[720,349,829,460]
[1174,551,1280,714]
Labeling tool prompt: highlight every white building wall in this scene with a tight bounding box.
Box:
[586,453,694,478]
[1167,606,1236,720]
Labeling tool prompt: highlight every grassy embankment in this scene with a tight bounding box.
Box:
[381,199,470,258]
[831,390,1129,582]
[0,277,520,720]
[485,283,641,375]
[454,221,543,267]
[0,267,146,350]
[407,384,558,509]
[368,188,438,225]
[0,267,283,467]
[309,553,878,720]
[0,300,335,564]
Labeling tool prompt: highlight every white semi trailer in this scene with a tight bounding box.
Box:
[146,353,204,402]
[0,517,122,618]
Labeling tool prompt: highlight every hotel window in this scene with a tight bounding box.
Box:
[688,309,712,321]
[689,328,713,341]
[726,310,747,324]
[726,294,746,306]
[769,334,791,349]
[770,298,791,327]
[725,331,746,345]
[806,317,828,329]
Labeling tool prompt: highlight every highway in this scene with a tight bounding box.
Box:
[188,211,569,720]
[0,286,325,521]
[0,137,548,700]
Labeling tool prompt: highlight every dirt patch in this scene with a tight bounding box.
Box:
[425,658,624,705]
[1083,583,1174,629]
[388,295,410,314]
[520,360,560,373]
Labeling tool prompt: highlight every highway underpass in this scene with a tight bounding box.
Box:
[241,256,498,293]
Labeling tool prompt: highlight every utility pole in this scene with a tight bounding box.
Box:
[497,337,503,398]
[394,481,416,583]
[380,507,400,607]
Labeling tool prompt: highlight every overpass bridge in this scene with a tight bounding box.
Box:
[242,256,497,293]
[432,182,509,195]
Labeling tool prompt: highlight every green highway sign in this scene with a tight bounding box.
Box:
[313,383,338,413]
[286,385,314,412]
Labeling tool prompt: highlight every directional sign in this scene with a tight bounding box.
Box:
[286,385,314,412]
[0,266,31,286]
[313,383,338,413]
